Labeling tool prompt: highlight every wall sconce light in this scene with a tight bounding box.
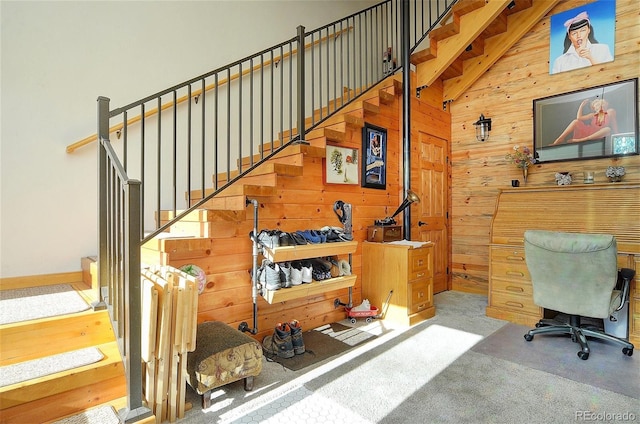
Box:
[474,114,492,142]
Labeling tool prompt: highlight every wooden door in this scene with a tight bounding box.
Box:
[415,132,448,293]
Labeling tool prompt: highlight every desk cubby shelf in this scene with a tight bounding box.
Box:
[260,240,358,304]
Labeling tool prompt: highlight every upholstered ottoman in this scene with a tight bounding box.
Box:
[186,321,263,408]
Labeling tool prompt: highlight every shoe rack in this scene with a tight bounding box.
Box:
[260,241,358,304]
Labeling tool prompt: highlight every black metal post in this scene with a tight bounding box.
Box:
[401,0,412,239]
[297,25,306,142]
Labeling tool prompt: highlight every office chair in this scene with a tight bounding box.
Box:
[522,230,634,360]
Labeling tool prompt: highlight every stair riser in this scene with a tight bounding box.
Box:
[0,375,126,424]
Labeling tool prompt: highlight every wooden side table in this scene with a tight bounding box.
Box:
[362,241,435,326]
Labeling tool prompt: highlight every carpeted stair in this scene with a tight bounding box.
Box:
[0,275,129,423]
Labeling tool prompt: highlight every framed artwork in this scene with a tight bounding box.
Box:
[361,123,387,189]
[325,145,359,185]
[533,78,638,164]
[549,0,615,75]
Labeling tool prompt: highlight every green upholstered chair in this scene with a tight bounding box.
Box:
[523,230,634,360]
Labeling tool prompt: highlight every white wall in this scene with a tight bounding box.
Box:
[0,0,378,278]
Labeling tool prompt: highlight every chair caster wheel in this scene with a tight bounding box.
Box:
[524,334,533,342]
[535,322,543,328]
[622,347,633,357]
[577,351,589,360]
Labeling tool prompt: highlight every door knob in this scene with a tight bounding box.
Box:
[418,221,427,226]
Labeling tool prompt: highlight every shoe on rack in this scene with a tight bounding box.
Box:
[301,260,313,283]
[262,322,294,359]
[297,230,321,244]
[290,261,303,286]
[289,320,305,355]
[260,259,281,291]
[352,299,371,312]
[279,262,292,288]
[279,232,294,247]
[290,232,307,245]
[258,230,279,249]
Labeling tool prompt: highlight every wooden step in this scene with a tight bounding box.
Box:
[221,162,304,184]
[429,0,486,41]
[0,310,116,365]
[142,236,214,265]
[0,342,125,411]
[239,143,325,169]
[43,397,157,424]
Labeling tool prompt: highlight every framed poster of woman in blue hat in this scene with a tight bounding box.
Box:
[549,0,615,75]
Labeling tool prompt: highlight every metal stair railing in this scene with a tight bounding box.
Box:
[96,0,456,420]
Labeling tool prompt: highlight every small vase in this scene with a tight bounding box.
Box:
[522,167,528,184]
[608,176,622,183]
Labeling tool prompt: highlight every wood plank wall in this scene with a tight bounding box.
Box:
[449,0,640,294]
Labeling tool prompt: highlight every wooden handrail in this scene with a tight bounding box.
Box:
[66,27,352,153]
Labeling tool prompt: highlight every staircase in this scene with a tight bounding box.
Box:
[0,273,151,423]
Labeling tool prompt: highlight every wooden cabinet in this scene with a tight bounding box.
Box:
[487,245,541,323]
[362,241,435,326]
[260,240,357,304]
[487,184,640,346]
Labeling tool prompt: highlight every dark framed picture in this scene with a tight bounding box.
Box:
[533,78,638,163]
[361,123,387,189]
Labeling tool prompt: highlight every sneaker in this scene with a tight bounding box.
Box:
[258,230,279,249]
[279,232,294,247]
[290,261,303,286]
[261,259,281,291]
[279,262,292,288]
[301,261,313,283]
[262,322,294,359]
[289,320,305,355]
[352,299,371,312]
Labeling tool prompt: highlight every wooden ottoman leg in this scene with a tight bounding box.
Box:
[243,376,255,391]
[202,390,212,409]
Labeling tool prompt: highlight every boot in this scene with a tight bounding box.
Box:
[289,319,305,355]
[262,322,294,359]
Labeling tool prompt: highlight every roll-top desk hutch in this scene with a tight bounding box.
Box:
[486,184,640,347]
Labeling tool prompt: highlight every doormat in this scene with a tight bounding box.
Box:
[0,347,104,387]
[472,323,639,399]
[267,322,377,371]
[0,283,90,325]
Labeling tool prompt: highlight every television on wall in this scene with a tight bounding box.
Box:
[533,78,638,163]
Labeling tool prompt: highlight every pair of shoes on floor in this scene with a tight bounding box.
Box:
[262,319,305,359]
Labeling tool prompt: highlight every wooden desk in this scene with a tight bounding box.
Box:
[486,183,640,346]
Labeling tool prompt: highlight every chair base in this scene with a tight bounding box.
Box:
[524,315,634,360]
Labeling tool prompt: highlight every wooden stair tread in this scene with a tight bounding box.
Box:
[0,310,115,366]
[0,341,124,408]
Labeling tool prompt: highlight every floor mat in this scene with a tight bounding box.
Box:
[267,322,377,371]
[472,323,639,399]
[0,283,90,325]
[0,347,104,387]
